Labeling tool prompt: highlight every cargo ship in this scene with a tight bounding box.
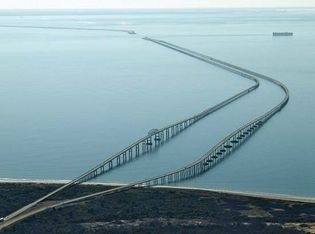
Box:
[273,32,293,36]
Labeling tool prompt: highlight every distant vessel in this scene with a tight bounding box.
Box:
[273,32,293,36]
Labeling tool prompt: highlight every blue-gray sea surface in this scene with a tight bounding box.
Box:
[0,9,314,196]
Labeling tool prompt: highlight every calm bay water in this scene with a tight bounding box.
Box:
[0,9,314,196]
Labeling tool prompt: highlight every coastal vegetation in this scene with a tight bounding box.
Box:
[1,183,314,233]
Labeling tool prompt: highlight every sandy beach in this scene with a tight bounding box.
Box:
[1,178,315,204]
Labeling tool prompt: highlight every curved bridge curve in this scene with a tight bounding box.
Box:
[1,41,261,226]
[0,38,289,229]
[44,38,289,205]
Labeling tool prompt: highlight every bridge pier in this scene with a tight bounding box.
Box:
[198,164,202,174]
[168,174,173,183]
[161,176,166,184]
[160,132,164,143]
[174,173,178,182]
[128,149,132,160]
[123,152,127,163]
[171,126,175,136]
[154,133,161,145]
[181,170,185,180]
[142,141,146,153]
[166,129,170,139]
[201,163,205,173]
[116,156,121,166]
[146,137,152,145]
[146,137,152,152]
[136,144,140,157]
[175,125,179,135]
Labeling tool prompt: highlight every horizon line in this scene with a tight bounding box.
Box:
[1,6,315,10]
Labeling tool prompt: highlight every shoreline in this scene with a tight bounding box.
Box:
[2,180,315,233]
[1,178,315,204]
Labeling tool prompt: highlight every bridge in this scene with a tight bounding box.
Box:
[0,34,289,230]
[37,38,288,203]
[0,25,136,34]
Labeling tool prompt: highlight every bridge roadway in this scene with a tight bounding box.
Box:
[0,38,289,229]
[43,38,288,202]
[0,25,136,34]
[0,39,260,228]
[39,38,289,201]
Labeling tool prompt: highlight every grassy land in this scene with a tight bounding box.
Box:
[1,183,315,233]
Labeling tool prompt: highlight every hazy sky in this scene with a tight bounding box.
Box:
[0,0,315,9]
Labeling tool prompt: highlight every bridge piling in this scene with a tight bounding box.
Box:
[136,144,140,157]
[3,37,290,228]
[129,149,132,160]
[123,152,127,163]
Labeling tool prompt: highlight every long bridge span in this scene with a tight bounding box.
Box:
[0,24,136,34]
[40,37,288,202]
[0,36,289,230]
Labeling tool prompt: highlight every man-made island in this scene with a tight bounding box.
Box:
[0,182,314,233]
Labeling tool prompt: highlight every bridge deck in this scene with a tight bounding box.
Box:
[0,36,289,230]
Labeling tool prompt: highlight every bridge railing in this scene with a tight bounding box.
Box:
[72,38,289,197]
[1,37,290,226]
[76,79,258,184]
[152,38,289,113]
[136,119,263,187]
[74,39,261,184]
[47,119,266,206]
